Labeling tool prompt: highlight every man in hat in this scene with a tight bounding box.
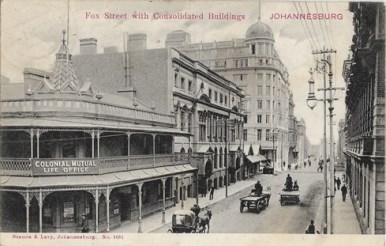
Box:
[81,214,89,233]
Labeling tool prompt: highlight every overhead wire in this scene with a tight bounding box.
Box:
[302,2,322,50]
[320,2,334,49]
[313,2,329,48]
[293,2,316,51]
[325,2,335,46]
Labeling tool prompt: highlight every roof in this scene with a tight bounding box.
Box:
[245,20,274,41]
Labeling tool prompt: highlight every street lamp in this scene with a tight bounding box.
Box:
[306,73,318,110]
[306,50,344,234]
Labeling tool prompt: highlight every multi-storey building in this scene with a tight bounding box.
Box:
[296,118,307,167]
[336,119,346,171]
[164,19,295,172]
[0,32,195,233]
[288,94,298,168]
[72,34,245,197]
[342,2,385,234]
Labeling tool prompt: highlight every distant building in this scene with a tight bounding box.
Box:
[296,119,307,166]
[165,19,296,172]
[343,2,385,234]
[336,119,346,171]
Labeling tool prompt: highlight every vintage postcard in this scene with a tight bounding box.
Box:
[0,0,384,245]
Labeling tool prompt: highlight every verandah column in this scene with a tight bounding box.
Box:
[91,130,95,158]
[95,189,99,233]
[161,178,166,223]
[97,130,100,158]
[136,183,143,233]
[106,187,110,232]
[25,191,30,233]
[36,129,40,158]
[39,190,43,233]
[152,134,156,167]
[30,129,34,158]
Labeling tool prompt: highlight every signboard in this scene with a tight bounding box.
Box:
[32,159,99,176]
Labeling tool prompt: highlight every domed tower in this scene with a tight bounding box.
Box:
[245,19,275,58]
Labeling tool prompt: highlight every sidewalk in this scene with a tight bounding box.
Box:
[111,178,256,233]
[314,171,361,234]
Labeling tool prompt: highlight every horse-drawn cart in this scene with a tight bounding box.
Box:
[167,209,211,233]
[279,190,300,205]
[239,190,271,213]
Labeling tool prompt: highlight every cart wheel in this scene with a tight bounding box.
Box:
[280,200,284,206]
[167,229,173,233]
[240,205,244,213]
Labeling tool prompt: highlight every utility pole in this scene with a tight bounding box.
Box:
[225,119,228,197]
[308,48,344,234]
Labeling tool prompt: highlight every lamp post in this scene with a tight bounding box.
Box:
[306,51,344,234]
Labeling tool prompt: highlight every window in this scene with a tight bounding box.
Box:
[273,87,275,96]
[231,129,236,142]
[266,129,270,141]
[181,77,185,90]
[257,114,262,123]
[199,125,206,142]
[174,73,178,87]
[243,115,248,123]
[188,80,193,92]
[266,115,270,124]
[265,43,269,55]
[251,44,256,54]
[257,100,262,109]
[220,94,223,104]
[273,115,275,124]
[266,100,270,109]
[209,89,212,99]
[257,129,262,141]
[258,43,263,54]
[234,60,239,68]
[266,86,270,95]
[224,96,227,105]
[214,91,218,102]
[273,75,276,81]
[266,74,271,81]
[243,129,248,141]
[257,85,263,95]
[273,101,275,110]
[257,73,263,80]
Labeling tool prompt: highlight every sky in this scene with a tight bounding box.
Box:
[1,0,355,145]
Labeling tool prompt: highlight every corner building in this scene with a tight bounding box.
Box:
[167,19,294,172]
[0,33,195,233]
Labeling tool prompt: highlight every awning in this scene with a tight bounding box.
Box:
[243,145,251,155]
[0,164,197,189]
[245,155,266,164]
[229,145,240,152]
[0,118,190,136]
[196,145,213,153]
[251,144,260,155]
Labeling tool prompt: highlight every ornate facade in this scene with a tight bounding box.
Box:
[343,2,385,234]
[0,31,194,233]
[165,19,295,172]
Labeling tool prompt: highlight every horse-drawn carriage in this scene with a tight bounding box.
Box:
[167,209,211,233]
[239,189,271,213]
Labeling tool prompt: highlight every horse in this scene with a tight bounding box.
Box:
[195,210,212,233]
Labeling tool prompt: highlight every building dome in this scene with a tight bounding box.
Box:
[245,20,274,41]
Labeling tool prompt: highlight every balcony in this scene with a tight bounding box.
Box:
[0,153,190,177]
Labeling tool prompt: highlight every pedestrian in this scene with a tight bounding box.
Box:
[81,214,89,233]
[341,184,348,202]
[336,177,341,190]
[209,186,215,200]
[305,220,315,234]
[308,159,311,167]
[255,181,263,196]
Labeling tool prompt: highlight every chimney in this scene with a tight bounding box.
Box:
[127,33,147,51]
[80,38,97,54]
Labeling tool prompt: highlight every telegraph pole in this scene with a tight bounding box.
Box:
[311,48,344,234]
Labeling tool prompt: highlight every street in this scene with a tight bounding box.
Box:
[152,165,324,233]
